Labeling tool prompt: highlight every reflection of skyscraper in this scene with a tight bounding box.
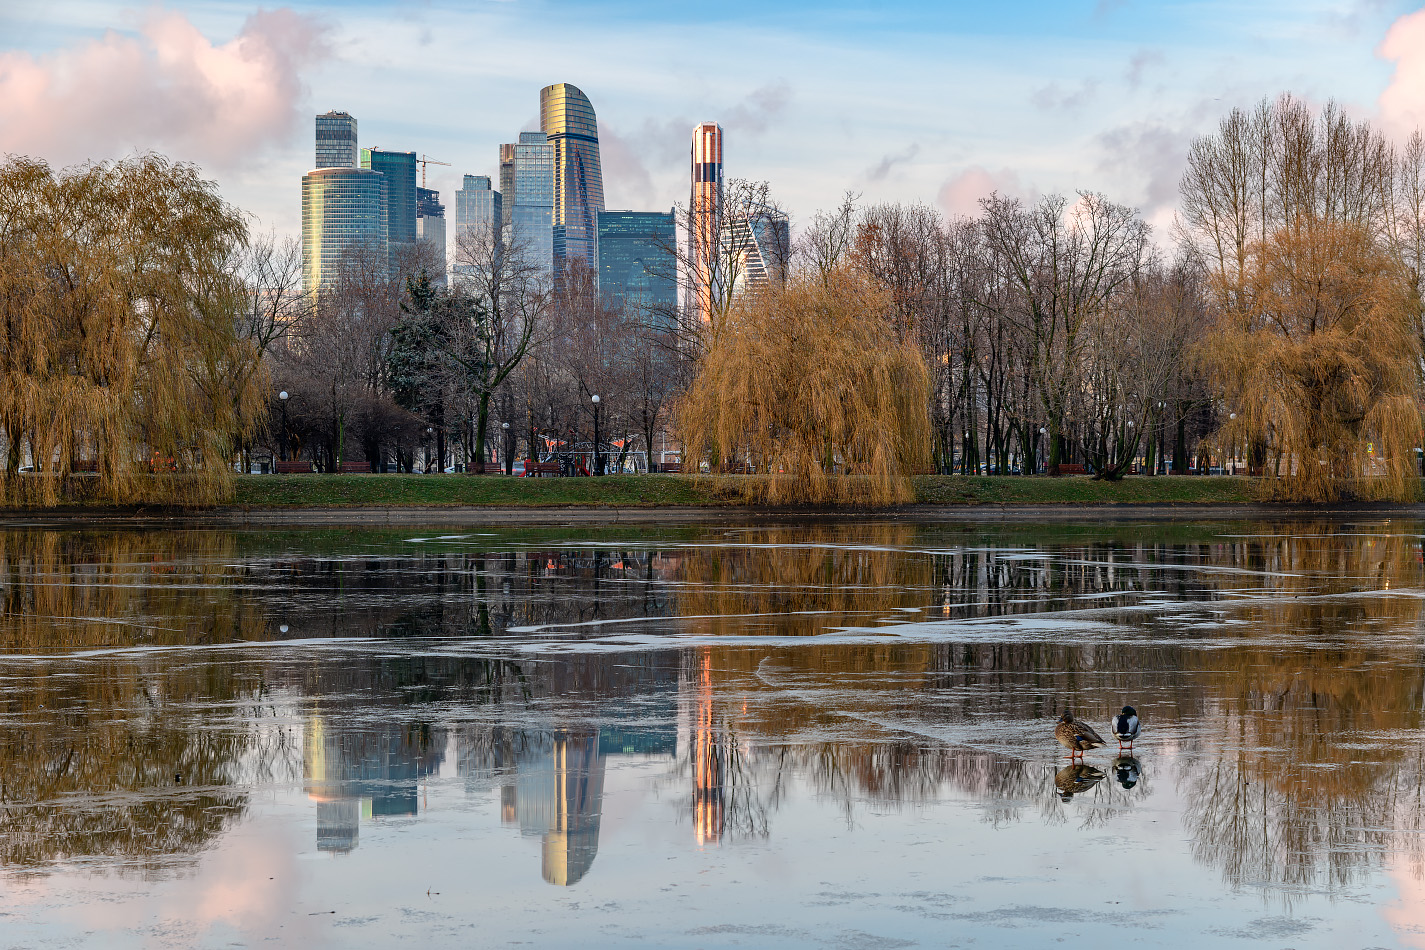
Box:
[513,729,606,886]
[684,650,725,846]
[596,210,677,325]
[301,167,388,296]
[361,148,419,250]
[690,122,723,323]
[303,714,445,854]
[540,83,605,271]
[316,110,358,168]
[498,133,555,274]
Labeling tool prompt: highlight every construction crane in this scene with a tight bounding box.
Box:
[418,154,451,188]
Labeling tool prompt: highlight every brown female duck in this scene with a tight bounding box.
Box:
[1055,711,1106,759]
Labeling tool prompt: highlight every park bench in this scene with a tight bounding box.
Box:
[338,462,369,474]
[658,462,683,474]
[275,461,313,474]
[1055,463,1088,475]
[524,462,563,477]
[70,460,99,473]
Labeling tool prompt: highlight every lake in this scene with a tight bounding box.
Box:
[1,518,1422,948]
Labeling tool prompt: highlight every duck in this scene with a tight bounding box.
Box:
[1111,755,1141,790]
[1054,763,1106,802]
[1112,705,1141,751]
[1055,711,1107,759]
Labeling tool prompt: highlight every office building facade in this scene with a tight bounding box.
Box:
[416,186,446,280]
[689,122,723,323]
[733,206,790,292]
[453,175,502,250]
[316,111,358,168]
[540,83,605,271]
[498,132,554,274]
[596,210,677,325]
[360,148,418,249]
[301,167,389,295]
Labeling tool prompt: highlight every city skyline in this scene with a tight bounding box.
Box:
[5,2,1425,244]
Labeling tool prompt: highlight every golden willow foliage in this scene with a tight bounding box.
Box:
[0,154,265,506]
[1181,95,1425,501]
[1207,219,1422,501]
[677,271,931,505]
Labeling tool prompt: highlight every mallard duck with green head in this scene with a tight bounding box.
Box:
[1055,711,1106,759]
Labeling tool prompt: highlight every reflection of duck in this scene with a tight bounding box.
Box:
[1112,755,1141,790]
[1055,712,1106,759]
[1055,763,1106,802]
[1112,706,1141,751]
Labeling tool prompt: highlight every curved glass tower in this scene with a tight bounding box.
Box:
[301,167,389,295]
[540,83,605,271]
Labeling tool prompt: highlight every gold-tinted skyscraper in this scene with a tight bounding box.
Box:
[690,122,723,324]
[539,83,605,271]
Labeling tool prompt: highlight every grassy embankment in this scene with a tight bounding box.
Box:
[226,473,1258,508]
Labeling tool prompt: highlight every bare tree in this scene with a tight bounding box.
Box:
[449,225,548,471]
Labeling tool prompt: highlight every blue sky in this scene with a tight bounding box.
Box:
[2,0,1421,239]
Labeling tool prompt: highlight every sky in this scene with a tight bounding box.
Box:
[4,0,1425,241]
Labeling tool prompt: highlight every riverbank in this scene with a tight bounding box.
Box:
[227,473,1259,508]
[0,473,1414,525]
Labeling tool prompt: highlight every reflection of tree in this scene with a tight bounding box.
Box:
[0,529,269,652]
[676,525,929,637]
[0,655,283,870]
[1171,525,1425,894]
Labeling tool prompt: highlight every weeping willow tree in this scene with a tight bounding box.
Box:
[677,270,930,504]
[0,154,264,506]
[1181,95,1424,501]
[1207,220,1421,500]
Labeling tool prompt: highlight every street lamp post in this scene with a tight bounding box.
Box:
[278,391,289,463]
[591,395,602,476]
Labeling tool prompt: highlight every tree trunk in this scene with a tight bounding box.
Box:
[471,391,492,473]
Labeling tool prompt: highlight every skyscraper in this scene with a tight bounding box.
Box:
[416,186,446,281]
[454,175,502,250]
[540,83,605,271]
[596,210,677,326]
[689,122,723,323]
[733,205,790,292]
[360,148,418,249]
[498,132,554,274]
[301,167,388,295]
[316,111,358,168]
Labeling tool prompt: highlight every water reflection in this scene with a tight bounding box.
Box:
[1,519,1425,913]
[1055,763,1106,802]
[303,715,444,854]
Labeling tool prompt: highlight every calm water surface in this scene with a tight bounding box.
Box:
[1,519,1424,948]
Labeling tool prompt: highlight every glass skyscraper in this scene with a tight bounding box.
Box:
[540,83,605,272]
[733,206,790,292]
[360,148,418,249]
[454,175,501,249]
[497,132,554,274]
[416,186,446,280]
[316,111,358,168]
[301,167,389,295]
[596,210,677,326]
[689,122,723,323]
